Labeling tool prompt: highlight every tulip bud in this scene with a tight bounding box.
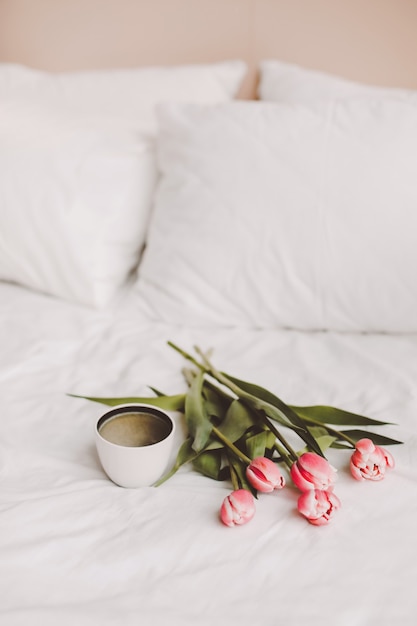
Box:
[220,489,256,527]
[350,438,395,481]
[290,452,337,492]
[246,457,285,493]
[297,489,341,526]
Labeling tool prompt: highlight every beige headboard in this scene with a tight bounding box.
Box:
[1,0,417,98]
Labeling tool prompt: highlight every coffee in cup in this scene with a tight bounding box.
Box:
[95,404,175,488]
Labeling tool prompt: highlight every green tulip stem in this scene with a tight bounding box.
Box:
[272,443,293,469]
[271,440,294,468]
[261,414,298,462]
[212,425,251,465]
[168,342,206,373]
[228,457,241,491]
[194,346,248,397]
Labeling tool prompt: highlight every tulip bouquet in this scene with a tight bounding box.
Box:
[76,342,401,527]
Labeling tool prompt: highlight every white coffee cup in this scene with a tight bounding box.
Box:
[95,403,175,488]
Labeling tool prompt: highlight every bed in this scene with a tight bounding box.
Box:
[1,2,417,625]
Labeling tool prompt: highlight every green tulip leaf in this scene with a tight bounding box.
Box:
[222,373,324,457]
[306,426,338,452]
[217,400,257,442]
[245,431,267,459]
[229,457,255,494]
[201,435,224,451]
[307,425,331,440]
[68,393,186,411]
[202,383,231,420]
[192,449,223,480]
[290,405,392,427]
[330,442,354,450]
[154,437,198,486]
[316,435,338,453]
[265,429,277,451]
[222,374,292,426]
[185,370,213,452]
[148,386,165,397]
[298,434,338,455]
[339,429,403,446]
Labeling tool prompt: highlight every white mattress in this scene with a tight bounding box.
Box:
[1,281,417,625]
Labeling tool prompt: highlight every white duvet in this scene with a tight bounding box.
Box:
[1,281,417,626]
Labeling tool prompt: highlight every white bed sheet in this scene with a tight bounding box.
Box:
[1,281,417,626]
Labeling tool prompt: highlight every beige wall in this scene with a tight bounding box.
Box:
[1,0,417,97]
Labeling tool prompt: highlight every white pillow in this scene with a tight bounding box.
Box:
[0,61,245,307]
[259,60,417,102]
[136,99,417,332]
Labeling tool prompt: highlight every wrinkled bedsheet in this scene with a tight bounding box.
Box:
[1,282,417,626]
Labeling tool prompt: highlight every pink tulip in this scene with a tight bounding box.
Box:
[246,457,285,493]
[290,452,337,492]
[220,489,256,527]
[350,438,395,481]
[297,489,341,526]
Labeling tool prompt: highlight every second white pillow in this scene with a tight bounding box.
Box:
[136,98,417,332]
[259,60,417,102]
